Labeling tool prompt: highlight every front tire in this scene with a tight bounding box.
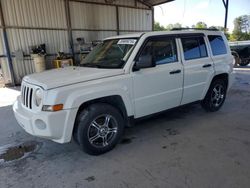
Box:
[201,79,227,112]
[75,103,124,155]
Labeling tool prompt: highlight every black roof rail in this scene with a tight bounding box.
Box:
[171,27,219,31]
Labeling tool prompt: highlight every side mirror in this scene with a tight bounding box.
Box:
[133,55,154,71]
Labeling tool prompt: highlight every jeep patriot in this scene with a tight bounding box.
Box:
[13,30,234,155]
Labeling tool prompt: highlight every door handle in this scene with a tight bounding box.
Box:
[202,64,212,68]
[169,69,181,74]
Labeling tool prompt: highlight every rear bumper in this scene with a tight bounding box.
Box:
[13,96,77,143]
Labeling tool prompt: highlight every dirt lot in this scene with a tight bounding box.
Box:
[0,69,250,188]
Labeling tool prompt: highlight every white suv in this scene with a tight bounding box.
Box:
[13,30,234,155]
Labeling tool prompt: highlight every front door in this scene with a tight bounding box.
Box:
[132,37,183,118]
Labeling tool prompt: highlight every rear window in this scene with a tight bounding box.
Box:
[181,37,208,60]
[208,35,227,56]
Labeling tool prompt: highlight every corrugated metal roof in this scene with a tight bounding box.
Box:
[71,0,149,9]
[72,0,174,7]
[139,0,174,6]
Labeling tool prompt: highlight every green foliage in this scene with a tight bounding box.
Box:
[154,22,167,31]
[153,16,250,42]
[154,22,182,31]
[230,15,250,41]
[194,22,207,29]
[165,23,182,30]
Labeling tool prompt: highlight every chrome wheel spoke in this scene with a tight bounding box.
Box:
[211,84,225,107]
[213,88,218,94]
[91,121,101,130]
[108,127,118,134]
[102,136,108,146]
[89,133,100,143]
[218,87,222,94]
[88,114,118,148]
[104,115,111,127]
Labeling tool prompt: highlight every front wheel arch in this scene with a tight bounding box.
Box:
[74,103,125,155]
[73,95,128,144]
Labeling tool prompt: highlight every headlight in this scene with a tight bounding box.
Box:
[34,88,43,106]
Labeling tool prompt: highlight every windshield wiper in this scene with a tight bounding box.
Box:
[80,63,100,68]
[80,59,125,69]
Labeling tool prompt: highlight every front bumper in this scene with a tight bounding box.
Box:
[13,96,77,143]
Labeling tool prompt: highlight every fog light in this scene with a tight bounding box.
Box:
[35,119,46,130]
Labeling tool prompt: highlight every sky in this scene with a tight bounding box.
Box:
[154,0,250,32]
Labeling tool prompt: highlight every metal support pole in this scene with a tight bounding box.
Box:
[152,7,154,31]
[116,6,120,35]
[0,0,15,86]
[64,0,75,64]
[222,0,229,30]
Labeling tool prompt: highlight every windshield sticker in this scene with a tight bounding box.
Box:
[117,39,136,45]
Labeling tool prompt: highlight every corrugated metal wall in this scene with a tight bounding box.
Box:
[2,0,67,28]
[0,0,153,85]
[119,7,152,31]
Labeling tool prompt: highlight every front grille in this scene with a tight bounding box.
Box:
[21,84,33,109]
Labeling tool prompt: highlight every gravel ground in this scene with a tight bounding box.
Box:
[0,69,250,188]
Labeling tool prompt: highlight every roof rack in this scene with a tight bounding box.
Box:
[171,27,219,31]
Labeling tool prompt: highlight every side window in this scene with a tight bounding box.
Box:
[198,37,208,58]
[181,37,208,60]
[208,35,227,56]
[139,38,178,65]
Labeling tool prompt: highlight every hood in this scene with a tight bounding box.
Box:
[23,66,125,90]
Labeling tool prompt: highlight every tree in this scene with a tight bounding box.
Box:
[154,22,166,31]
[230,15,250,41]
[154,22,182,31]
[166,23,182,30]
[194,22,207,29]
[209,26,230,40]
[241,15,250,33]
[209,26,224,31]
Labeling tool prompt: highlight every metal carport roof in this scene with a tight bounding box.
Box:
[138,0,175,7]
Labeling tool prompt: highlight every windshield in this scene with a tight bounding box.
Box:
[80,38,137,68]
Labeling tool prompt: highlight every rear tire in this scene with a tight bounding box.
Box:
[201,79,227,112]
[75,103,124,155]
[239,59,250,66]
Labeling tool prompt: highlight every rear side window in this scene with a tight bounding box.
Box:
[181,37,208,60]
[208,35,227,56]
[140,38,178,65]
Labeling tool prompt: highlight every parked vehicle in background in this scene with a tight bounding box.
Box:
[229,40,250,66]
[13,29,234,155]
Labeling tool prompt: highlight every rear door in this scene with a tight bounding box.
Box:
[180,35,215,105]
[132,36,183,118]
